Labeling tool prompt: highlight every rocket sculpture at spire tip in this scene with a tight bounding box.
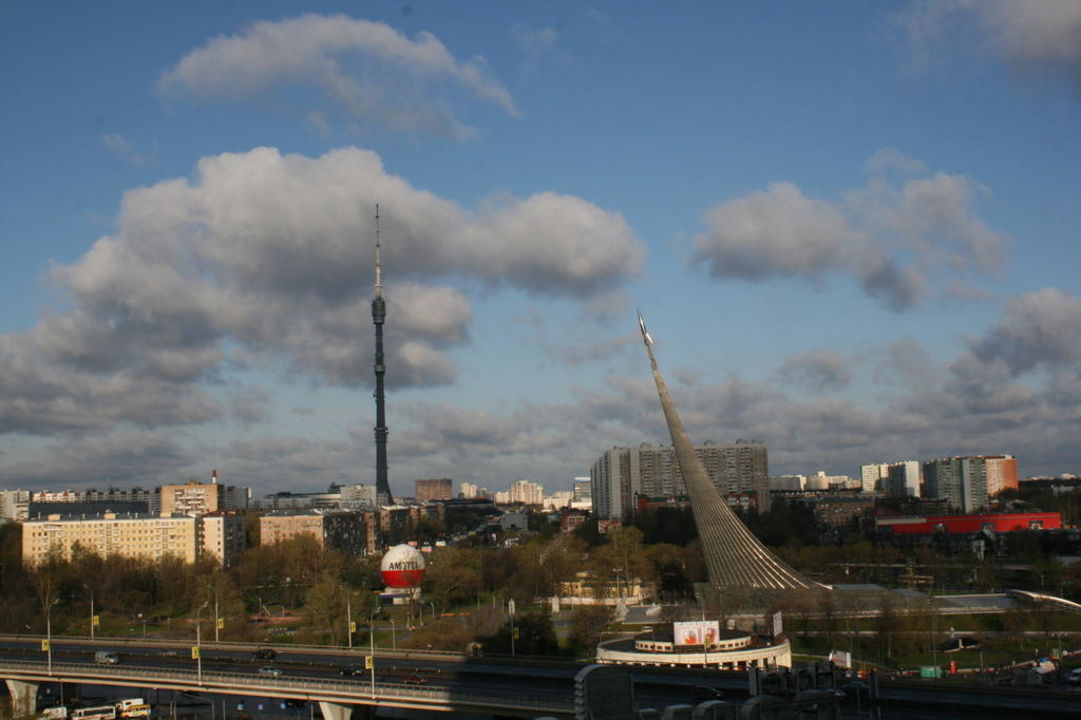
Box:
[637,309,654,346]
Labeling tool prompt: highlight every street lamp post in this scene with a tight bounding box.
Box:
[195,601,209,685]
[46,598,58,675]
[390,618,396,650]
[208,585,220,642]
[508,598,516,658]
[346,593,353,649]
[368,607,380,699]
[89,588,95,640]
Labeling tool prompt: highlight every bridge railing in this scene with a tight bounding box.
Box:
[0,659,574,715]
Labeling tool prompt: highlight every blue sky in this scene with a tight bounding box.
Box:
[2,1,1081,498]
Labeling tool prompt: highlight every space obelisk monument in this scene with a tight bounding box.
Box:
[637,311,822,592]
[372,205,393,506]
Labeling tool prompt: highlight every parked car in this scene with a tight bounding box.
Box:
[402,675,428,685]
[251,648,277,661]
[257,666,283,677]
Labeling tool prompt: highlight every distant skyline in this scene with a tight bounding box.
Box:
[2,2,1081,498]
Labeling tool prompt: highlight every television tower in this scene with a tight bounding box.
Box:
[372,205,393,506]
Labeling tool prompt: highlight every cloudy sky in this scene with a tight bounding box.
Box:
[2,1,1080,498]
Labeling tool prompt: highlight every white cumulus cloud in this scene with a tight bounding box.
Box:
[158,14,520,139]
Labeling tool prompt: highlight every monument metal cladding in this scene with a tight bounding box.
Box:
[637,311,824,592]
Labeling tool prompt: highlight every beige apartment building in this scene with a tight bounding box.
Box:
[415,478,453,502]
[159,481,225,515]
[22,511,246,567]
[259,510,367,555]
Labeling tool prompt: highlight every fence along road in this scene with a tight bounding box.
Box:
[0,658,575,719]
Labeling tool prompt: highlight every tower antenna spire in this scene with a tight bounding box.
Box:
[374,203,382,298]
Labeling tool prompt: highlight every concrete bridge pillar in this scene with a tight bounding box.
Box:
[318,701,360,720]
[5,679,38,717]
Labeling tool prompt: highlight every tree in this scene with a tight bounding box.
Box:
[566,605,613,657]
[301,572,349,645]
[483,609,561,656]
[593,525,653,591]
[423,547,482,609]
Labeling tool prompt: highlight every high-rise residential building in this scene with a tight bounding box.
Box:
[590,441,769,521]
[415,478,453,502]
[460,482,480,498]
[0,489,30,522]
[22,511,245,567]
[886,461,921,498]
[985,455,1019,497]
[860,463,890,493]
[923,456,989,513]
[572,477,592,503]
[507,479,544,505]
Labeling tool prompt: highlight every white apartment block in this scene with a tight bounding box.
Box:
[0,489,30,522]
[22,511,246,567]
[339,483,378,509]
[860,463,890,493]
[508,479,544,505]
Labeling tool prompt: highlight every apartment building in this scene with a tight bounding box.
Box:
[21,511,244,567]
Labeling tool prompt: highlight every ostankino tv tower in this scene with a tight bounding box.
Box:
[372,205,393,506]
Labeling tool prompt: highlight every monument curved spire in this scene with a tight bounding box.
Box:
[637,311,823,591]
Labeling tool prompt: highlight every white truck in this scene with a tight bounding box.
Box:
[115,699,150,719]
[40,707,68,720]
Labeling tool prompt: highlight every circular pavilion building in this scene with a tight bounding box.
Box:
[596,622,791,671]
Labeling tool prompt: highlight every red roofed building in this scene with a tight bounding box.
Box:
[877,512,1061,536]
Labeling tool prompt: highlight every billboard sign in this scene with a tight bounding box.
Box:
[673,620,720,647]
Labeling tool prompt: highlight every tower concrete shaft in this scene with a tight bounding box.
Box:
[372,205,393,506]
[638,312,820,591]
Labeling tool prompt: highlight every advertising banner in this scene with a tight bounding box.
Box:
[673,620,720,646]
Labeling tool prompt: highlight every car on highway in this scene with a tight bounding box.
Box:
[257,666,283,677]
[338,665,365,676]
[251,648,277,660]
[690,686,725,703]
[402,674,428,685]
